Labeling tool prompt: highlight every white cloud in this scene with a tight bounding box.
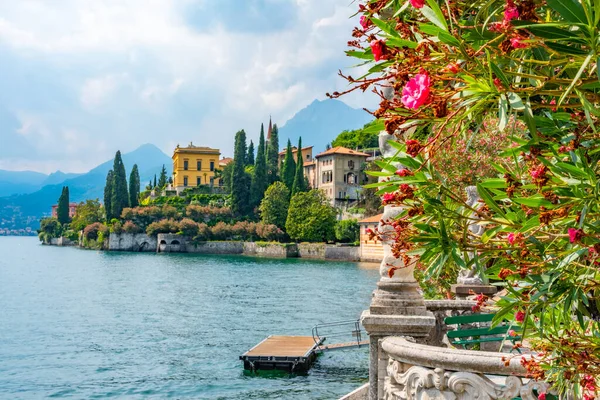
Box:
[0,0,375,173]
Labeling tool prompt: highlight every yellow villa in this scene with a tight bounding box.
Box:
[172,143,221,193]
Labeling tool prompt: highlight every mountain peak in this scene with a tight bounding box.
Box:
[279,99,372,153]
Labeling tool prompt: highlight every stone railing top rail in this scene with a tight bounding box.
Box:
[381,337,532,377]
[424,299,476,311]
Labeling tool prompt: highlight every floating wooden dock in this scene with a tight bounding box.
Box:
[240,335,322,373]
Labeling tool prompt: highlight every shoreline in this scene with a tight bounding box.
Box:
[41,232,383,263]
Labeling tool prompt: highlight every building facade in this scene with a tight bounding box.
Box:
[358,214,384,262]
[313,147,370,206]
[51,203,78,218]
[172,143,221,193]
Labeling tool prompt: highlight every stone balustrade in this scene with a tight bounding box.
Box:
[380,337,553,400]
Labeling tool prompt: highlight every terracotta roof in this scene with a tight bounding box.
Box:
[278,146,314,156]
[219,157,233,166]
[303,161,316,167]
[316,146,370,158]
[358,213,384,224]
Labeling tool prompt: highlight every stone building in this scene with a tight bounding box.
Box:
[172,143,221,193]
[51,203,78,218]
[313,146,370,206]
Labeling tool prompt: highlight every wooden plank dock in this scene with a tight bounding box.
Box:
[240,335,322,373]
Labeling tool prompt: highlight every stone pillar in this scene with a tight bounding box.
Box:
[361,131,436,400]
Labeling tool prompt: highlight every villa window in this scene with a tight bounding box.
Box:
[348,160,355,169]
[183,176,188,187]
[343,174,347,183]
[197,160,202,171]
[210,161,215,171]
[184,160,189,171]
[197,177,201,186]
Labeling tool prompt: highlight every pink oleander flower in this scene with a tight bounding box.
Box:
[510,37,527,49]
[529,165,546,180]
[401,73,431,109]
[508,329,518,337]
[504,0,519,21]
[507,232,516,245]
[515,310,525,323]
[538,393,546,400]
[382,192,396,204]
[410,0,425,8]
[445,63,460,74]
[395,169,413,177]
[370,39,387,62]
[568,228,583,244]
[360,15,369,30]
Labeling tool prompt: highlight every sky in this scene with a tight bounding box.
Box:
[0,0,376,174]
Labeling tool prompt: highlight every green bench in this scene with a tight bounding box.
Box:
[444,313,521,351]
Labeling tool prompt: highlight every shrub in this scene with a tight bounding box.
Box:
[335,219,359,243]
[122,221,142,234]
[256,223,285,242]
[39,218,62,238]
[83,222,109,241]
[146,219,180,237]
[70,199,103,232]
[210,221,233,240]
[111,220,123,233]
[186,205,233,224]
[121,206,163,229]
[195,223,211,241]
[178,218,199,237]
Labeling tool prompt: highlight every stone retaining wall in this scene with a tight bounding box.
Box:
[186,241,244,254]
[297,243,326,258]
[243,242,299,258]
[108,233,157,252]
[324,245,360,261]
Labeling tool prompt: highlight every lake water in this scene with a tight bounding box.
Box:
[0,237,379,399]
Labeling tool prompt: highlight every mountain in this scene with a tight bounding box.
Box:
[0,170,49,197]
[0,144,172,231]
[278,99,373,154]
[42,171,82,186]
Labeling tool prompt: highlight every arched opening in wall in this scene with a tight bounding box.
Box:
[347,173,356,184]
[170,240,181,252]
[159,240,168,252]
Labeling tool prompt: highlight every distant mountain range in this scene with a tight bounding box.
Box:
[0,144,172,231]
[0,170,82,197]
[279,99,372,154]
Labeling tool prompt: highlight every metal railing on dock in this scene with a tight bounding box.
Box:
[312,320,368,352]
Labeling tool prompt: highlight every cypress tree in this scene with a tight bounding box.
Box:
[251,124,268,208]
[246,140,255,166]
[158,165,168,188]
[281,139,296,191]
[104,170,114,221]
[292,137,308,196]
[231,130,251,216]
[129,164,140,208]
[153,174,157,188]
[266,123,280,184]
[111,150,129,221]
[57,186,70,224]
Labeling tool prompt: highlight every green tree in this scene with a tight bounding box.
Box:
[250,124,268,208]
[221,162,235,192]
[266,123,279,184]
[331,120,379,149]
[129,164,140,207]
[158,165,168,188]
[111,150,129,220]
[57,186,70,224]
[231,130,251,216]
[281,139,296,191]
[259,182,290,230]
[286,190,336,242]
[246,140,255,166]
[70,199,103,232]
[334,219,360,243]
[153,174,157,188]
[104,170,114,220]
[291,137,307,196]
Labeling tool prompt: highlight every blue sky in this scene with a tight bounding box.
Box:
[0,0,375,174]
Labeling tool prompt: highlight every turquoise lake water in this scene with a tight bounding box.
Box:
[0,237,379,399]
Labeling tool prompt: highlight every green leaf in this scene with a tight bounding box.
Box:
[491,63,511,88]
[438,31,461,47]
[511,197,554,208]
[374,160,399,173]
[498,94,508,131]
[507,92,525,110]
[521,98,538,140]
[370,17,401,37]
[559,52,593,105]
[476,183,506,217]
[545,42,588,55]
[480,178,507,188]
[546,0,587,24]
[346,50,373,60]
[557,249,587,269]
[366,170,395,177]
[421,1,448,31]
[386,37,418,49]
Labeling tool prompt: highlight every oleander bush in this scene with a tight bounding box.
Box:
[340,0,600,394]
